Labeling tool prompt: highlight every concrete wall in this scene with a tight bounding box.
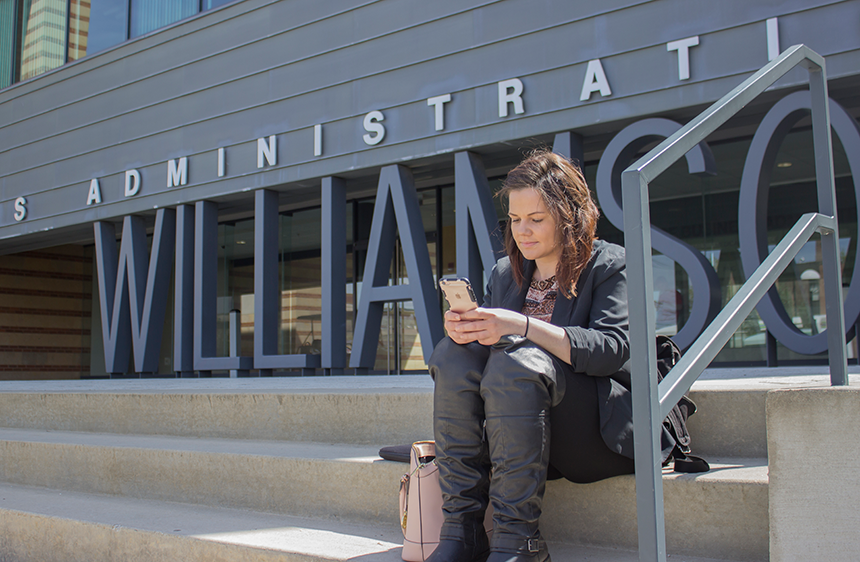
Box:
[767,386,860,561]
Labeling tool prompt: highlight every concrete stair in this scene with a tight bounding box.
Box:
[0,370,854,561]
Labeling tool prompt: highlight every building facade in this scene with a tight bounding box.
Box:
[1,0,859,378]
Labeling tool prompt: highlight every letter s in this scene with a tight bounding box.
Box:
[363,111,386,146]
[596,118,720,350]
[13,197,26,221]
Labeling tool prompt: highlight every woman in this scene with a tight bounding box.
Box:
[428,150,638,562]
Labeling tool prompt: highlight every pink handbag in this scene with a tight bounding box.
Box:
[399,441,493,562]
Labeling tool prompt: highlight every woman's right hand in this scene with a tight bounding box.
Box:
[444,307,528,346]
[444,309,477,345]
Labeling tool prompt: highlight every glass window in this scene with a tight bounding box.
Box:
[129,0,196,39]
[440,186,456,277]
[67,0,89,61]
[17,0,68,81]
[202,0,233,9]
[217,219,254,358]
[277,208,322,357]
[86,0,128,55]
[0,0,15,88]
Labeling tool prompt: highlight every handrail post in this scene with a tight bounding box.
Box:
[622,168,665,562]
[807,58,848,386]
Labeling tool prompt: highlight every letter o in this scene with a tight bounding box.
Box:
[739,92,860,354]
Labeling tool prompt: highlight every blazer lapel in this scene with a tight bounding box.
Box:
[502,259,534,312]
[550,282,575,326]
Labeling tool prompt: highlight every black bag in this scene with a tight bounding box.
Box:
[379,443,412,463]
[656,335,709,473]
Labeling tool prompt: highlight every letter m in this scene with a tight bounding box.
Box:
[94,209,176,374]
[167,157,188,187]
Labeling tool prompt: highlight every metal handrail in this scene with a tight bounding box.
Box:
[621,44,847,562]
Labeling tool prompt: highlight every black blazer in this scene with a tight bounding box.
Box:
[483,240,641,459]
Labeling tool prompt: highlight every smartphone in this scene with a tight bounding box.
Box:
[439,277,479,313]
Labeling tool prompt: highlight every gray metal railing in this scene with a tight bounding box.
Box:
[622,44,848,562]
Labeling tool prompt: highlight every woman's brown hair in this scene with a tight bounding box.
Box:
[497,149,600,299]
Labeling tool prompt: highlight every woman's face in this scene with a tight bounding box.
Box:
[507,188,562,265]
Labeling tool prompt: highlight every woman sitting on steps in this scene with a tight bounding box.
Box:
[428,150,644,562]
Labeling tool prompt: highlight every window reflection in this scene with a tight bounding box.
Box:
[18,0,68,81]
[217,220,254,358]
[0,0,15,88]
[277,209,322,356]
[1,0,235,87]
[130,0,196,39]
[67,0,89,61]
[86,0,128,55]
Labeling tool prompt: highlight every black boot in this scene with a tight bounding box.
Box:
[480,340,561,562]
[427,338,492,562]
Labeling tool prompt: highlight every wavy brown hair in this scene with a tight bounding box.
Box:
[497,149,600,299]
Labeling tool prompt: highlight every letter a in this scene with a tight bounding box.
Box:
[580,59,612,101]
[350,165,443,368]
[87,179,102,205]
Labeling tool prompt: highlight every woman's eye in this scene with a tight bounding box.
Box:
[533,219,543,224]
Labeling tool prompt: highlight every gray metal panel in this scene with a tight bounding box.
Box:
[1,0,858,251]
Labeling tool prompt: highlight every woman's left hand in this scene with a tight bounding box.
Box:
[445,307,527,346]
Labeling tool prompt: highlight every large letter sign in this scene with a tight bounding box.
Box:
[596,118,720,350]
[739,92,860,354]
[350,165,444,367]
[454,152,504,304]
[94,209,176,374]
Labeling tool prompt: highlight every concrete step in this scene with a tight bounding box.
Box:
[686,370,860,458]
[2,372,853,459]
[4,371,855,457]
[0,378,435,446]
[0,482,751,562]
[0,428,768,560]
[0,428,402,523]
[0,377,436,446]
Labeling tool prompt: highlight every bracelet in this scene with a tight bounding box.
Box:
[523,316,530,338]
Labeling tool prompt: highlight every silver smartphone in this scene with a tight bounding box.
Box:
[439,277,479,313]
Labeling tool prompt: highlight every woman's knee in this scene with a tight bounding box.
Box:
[480,341,565,407]
[428,338,490,382]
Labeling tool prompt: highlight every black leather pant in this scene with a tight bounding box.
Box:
[429,336,564,558]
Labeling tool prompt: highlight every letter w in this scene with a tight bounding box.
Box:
[94,209,176,374]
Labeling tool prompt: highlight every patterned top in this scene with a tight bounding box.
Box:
[522,275,558,322]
